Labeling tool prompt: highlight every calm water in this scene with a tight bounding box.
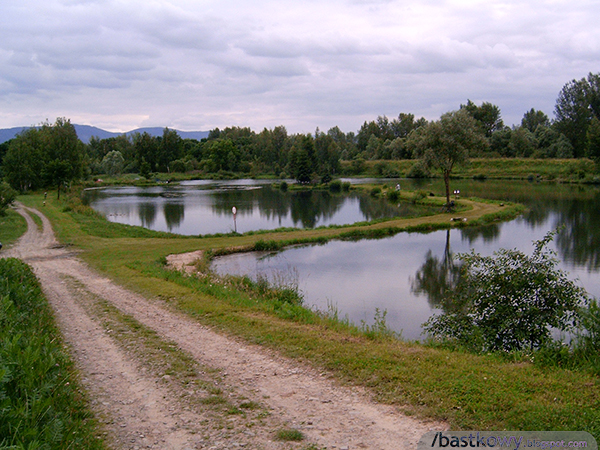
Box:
[211,179,600,340]
[83,179,432,235]
[85,178,600,340]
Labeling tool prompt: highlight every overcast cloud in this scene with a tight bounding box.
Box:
[1,0,598,134]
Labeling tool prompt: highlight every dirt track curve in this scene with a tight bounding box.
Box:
[3,203,445,450]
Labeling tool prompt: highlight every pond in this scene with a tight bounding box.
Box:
[211,179,600,340]
[83,179,435,235]
[85,178,600,341]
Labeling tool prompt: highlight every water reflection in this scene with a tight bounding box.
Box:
[84,181,432,235]
[411,230,463,311]
[84,179,600,340]
[212,180,600,340]
[164,202,185,231]
[555,195,600,270]
[138,202,157,229]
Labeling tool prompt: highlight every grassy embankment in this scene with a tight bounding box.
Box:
[14,185,600,439]
[0,208,27,248]
[0,258,104,449]
[342,157,598,182]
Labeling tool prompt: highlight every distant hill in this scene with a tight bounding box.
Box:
[0,124,209,144]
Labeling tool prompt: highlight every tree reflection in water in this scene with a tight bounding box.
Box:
[411,229,464,313]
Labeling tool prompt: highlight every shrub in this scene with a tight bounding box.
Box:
[329,180,342,192]
[577,299,600,352]
[0,182,17,216]
[370,187,381,197]
[406,160,430,178]
[411,190,427,204]
[386,190,399,202]
[423,230,590,352]
[253,239,283,251]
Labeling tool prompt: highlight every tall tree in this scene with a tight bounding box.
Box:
[159,128,183,172]
[406,109,488,206]
[3,128,45,192]
[554,72,600,157]
[42,118,85,199]
[3,118,84,197]
[521,108,550,133]
[460,100,504,137]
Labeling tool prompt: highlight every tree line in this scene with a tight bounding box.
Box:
[1,72,599,194]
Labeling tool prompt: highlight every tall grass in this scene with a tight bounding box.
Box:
[0,208,27,248]
[0,258,103,450]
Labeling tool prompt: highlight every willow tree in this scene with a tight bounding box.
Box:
[406,109,487,207]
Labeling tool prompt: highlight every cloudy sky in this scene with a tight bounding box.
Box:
[1,0,598,134]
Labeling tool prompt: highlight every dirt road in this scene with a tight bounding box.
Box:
[3,204,445,449]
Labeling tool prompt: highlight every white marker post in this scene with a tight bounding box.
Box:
[232,206,237,233]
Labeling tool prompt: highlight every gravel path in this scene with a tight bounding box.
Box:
[3,203,445,449]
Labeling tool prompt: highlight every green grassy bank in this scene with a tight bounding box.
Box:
[341,157,598,182]
[14,188,600,438]
[0,209,27,249]
[0,258,104,449]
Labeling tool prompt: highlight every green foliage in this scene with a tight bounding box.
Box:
[101,150,125,176]
[0,258,102,449]
[406,109,487,205]
[423,230,590,352]
[411,190,428,204]
[406,159,431,178]
[461,99,504,138]
[554,72,600,157]
[370,187,381,197]
[0,182,17,216]
[275,428,305,442]
[577,299,600,354]
[328,179,342,192]
[3,118,85,196]
[386,189,399,202]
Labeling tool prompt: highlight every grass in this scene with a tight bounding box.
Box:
[341,157,598,182]
[0,208,27,248]
[62,276,275,432]
[14,187,600,438]
[276,428,305,441]
[0,258,104,450]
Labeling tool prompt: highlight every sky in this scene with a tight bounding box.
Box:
[1,0,598,135]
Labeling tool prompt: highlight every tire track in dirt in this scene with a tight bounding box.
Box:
[3,204,446,449]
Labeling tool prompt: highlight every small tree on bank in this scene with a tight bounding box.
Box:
[423,230,590,352]
[406,109,488,207]
[0,182,17,216]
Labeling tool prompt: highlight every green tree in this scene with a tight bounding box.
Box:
[554,72,600,157]
[0,182,17,215]
[406,109,487,206]
[159,128,183,172]
[3,128,44,192]
[42,118,85,199]
[461,100,504,137]
[508,126,536,157]
[586,116,600,166]
[101,150,125,176]
[521,108,550,133]
[134,132,160,172]
[3,118,84,196]
[423,230,589,352]
[288,135,316,183]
